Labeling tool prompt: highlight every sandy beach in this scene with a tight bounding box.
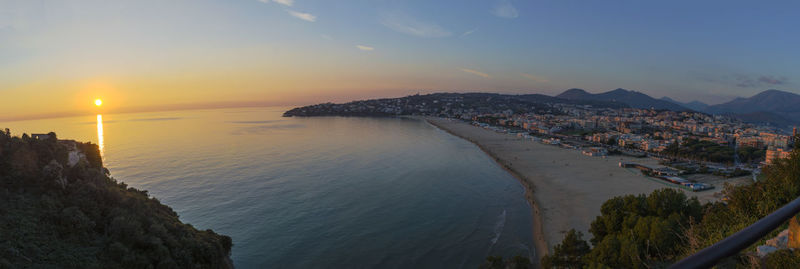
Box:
[424,117,740,260]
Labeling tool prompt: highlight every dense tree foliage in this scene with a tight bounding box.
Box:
[479,255,533,269]
[662,138,735,164]
[541,136,800,268]
[540,229,589,269]
[686,139,800,257]
[737,146,766,163]
[541,189,702,268]
[0,130,233,268]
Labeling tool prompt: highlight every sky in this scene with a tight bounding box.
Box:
[1,0,799,121]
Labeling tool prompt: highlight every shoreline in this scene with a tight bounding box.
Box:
[423,117,549,264]
[421,117,718,267]
[421,116,746,267]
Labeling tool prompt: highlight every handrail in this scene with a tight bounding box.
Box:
[670,197,800,269]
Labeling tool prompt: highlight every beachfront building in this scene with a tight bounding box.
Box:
[542,138,561,145]
[766,147,792,165]
[582,147,608,157]
[760,132,792,148]
[736,136,765,149]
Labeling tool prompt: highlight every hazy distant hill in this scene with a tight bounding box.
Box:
[706,89,800,116]
[685,101,711,112]
[730,111,797,129]
[660,97,710,112]
[284,92,628,117]
[285,88,800,130]
[556,88,689,111]
[706,89,800,129]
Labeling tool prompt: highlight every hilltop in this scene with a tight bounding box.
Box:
[0,130,233,268]
[283,92,627,117]
[705,89,800,128]
[660,97,711,112]
[285,89,800,131]
[555,88,689,111]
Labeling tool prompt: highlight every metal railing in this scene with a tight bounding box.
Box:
[670,197,800,269]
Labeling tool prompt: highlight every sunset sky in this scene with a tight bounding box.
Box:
[1,0,799,121]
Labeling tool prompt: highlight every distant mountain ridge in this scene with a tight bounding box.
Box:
[556,88,800,129]
[286,88,800,130]
[706,89,800,116]
[556,88,690,111]
[703,89,800,129]
[660,97,710,112]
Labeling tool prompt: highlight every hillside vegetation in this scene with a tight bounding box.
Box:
[541,135,800,268]
[0,130,233,268]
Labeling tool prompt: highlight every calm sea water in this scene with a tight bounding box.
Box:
[2,107,533,268]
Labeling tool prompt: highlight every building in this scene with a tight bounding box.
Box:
[766,147,792,165]
[582,147,608,157]
[31,133,51,140]
[760,132,791,148]
[737,136,765,149]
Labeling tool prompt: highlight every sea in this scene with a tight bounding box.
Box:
[1,107,534,268]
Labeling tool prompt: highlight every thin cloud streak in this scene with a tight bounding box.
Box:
[491,0,519,19]
[461,68,490,78]
[258,0,293,6]
[381,13,452,38]
[356,45,374,51]
[288,10,316,22]
[272,0,293,6]
[757,75,787,85]
[461,28,476,37]
[734,74,788,88]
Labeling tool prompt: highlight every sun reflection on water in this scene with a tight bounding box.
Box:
[97,114,104,157]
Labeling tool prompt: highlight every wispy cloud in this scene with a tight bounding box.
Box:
[381,13,452,38]
[272,0,294,6]
[522,73,549,83]
[356,45,374,51]
[491,0,519,19]
[461,28,477,37]
[258,0,293,6]
[288,10,316,22]
[692,72,790,88]
[757,75,787,85]
[734,74,788,88]
[461,68,490,78]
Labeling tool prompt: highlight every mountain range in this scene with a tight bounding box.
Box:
[556,88,689,111]
[558,88,800,130]
[289,87,799,130]
[659,97,710,112]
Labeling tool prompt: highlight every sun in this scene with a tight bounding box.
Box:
[94,99,103,107]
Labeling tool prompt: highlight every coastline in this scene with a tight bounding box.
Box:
[422,117,549,263]
[422,117,699,265]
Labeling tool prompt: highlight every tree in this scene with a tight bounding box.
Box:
[0,132,233,268]
[541,229,590,268]
[606,137,618,146]
[511,146,800,267]
[544,189,701,268]
[737,146,765,163]
[480,255,532,269]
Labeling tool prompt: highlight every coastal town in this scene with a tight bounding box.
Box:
[463,106,796,191]
[285,92,798,192]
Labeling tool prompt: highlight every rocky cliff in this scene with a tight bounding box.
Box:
[0,130,233,268]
